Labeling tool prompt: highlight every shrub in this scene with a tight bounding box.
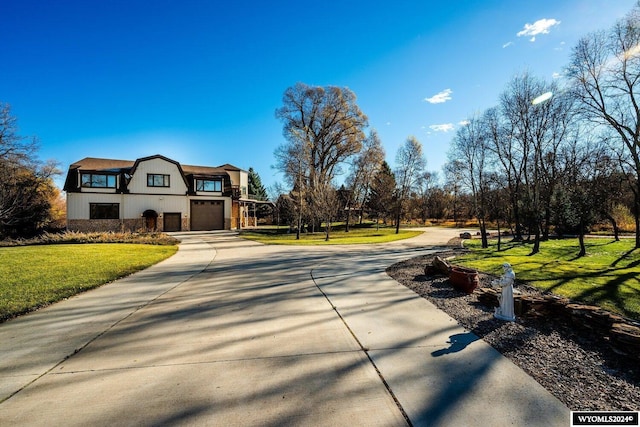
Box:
[0,231,179,247]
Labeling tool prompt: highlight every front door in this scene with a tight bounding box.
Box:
[145,216,157,231]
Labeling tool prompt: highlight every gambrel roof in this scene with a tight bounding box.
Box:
[63,154,244,193]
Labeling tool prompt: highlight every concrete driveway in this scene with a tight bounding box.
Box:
[0,228,568,426]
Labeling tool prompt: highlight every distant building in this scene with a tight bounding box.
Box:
[63,154,262,232]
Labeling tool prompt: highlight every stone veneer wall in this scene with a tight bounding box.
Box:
[67,219,144,233]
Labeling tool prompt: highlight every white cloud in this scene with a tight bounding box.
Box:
[424,88,453,104]
[503,41,514,48]
[459,120,470,126]
[429,123,454,132]
[552,72,562,79]
[517,18,561,41]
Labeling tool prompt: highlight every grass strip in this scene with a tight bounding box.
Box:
[0,243,177,321]
[240,227,422,245]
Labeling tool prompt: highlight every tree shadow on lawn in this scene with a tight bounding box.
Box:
[540,266,640,320]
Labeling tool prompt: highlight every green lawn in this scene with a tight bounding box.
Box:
[240,225,422,245]
[455,238,640,320]
[0,243,178,321]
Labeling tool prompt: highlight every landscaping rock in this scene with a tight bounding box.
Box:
[387,251,640,412]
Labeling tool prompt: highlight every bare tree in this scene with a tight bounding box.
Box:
[394,136,426,234]
[555,135,609,256]
[310,180,340,241]
[449,113,493,247]
[344,129,385,230]
[0,103,37,166]
[566,3,640,246]
[413,170,439,224]
[484,106,525,240]
[498,73,573,254]
[0,103,61,238]
[425,186,451,222]
[274,83,368,234]
[444,159,464,225]
[485,173,510,251]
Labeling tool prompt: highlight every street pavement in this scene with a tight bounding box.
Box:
[0,228,569,426]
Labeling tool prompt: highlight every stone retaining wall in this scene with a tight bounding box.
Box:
[476,287,640,361]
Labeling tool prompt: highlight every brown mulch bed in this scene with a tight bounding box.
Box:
[386,248,640,411]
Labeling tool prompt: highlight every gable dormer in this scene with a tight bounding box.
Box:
[126,154,189,195]
[63,157,134,194]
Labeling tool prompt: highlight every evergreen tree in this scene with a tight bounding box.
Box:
[248,167,268,200]
[247,167,271,221]
[366,161,396,229]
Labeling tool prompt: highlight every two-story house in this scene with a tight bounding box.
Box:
[63,154,259,232]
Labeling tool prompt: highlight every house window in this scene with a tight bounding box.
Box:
[90,203,119,219]
[147,174,170,187]
[195,179,222,192]
[81,173,116,188]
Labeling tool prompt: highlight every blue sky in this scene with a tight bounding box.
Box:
[2,0,637,192]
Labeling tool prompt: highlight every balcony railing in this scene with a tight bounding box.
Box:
[248,193,269,201]
[224,185,241,200]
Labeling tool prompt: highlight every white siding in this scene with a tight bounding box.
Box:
[128,158,187,195]
[226,169,249,197]
[227,170,240,187]
[239,170,248,197]
[80,187,117,194]
[65,157,243,231]
[67,193,123,219]
[67,193,190,220]
[194,191,223,197]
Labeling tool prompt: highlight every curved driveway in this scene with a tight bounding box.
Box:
[0,228,568,426]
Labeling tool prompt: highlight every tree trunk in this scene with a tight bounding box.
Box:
[395,205,401,234]
[452,196,458,225]
[604,212,620,241]
[497,220,502,251]
[578,220,586,257]
[512,195,523,241]
[530,222,540,255]
[635,192,640,248]
[479,218,488,248]
[543,207,551,241]
[345,200,351,232]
